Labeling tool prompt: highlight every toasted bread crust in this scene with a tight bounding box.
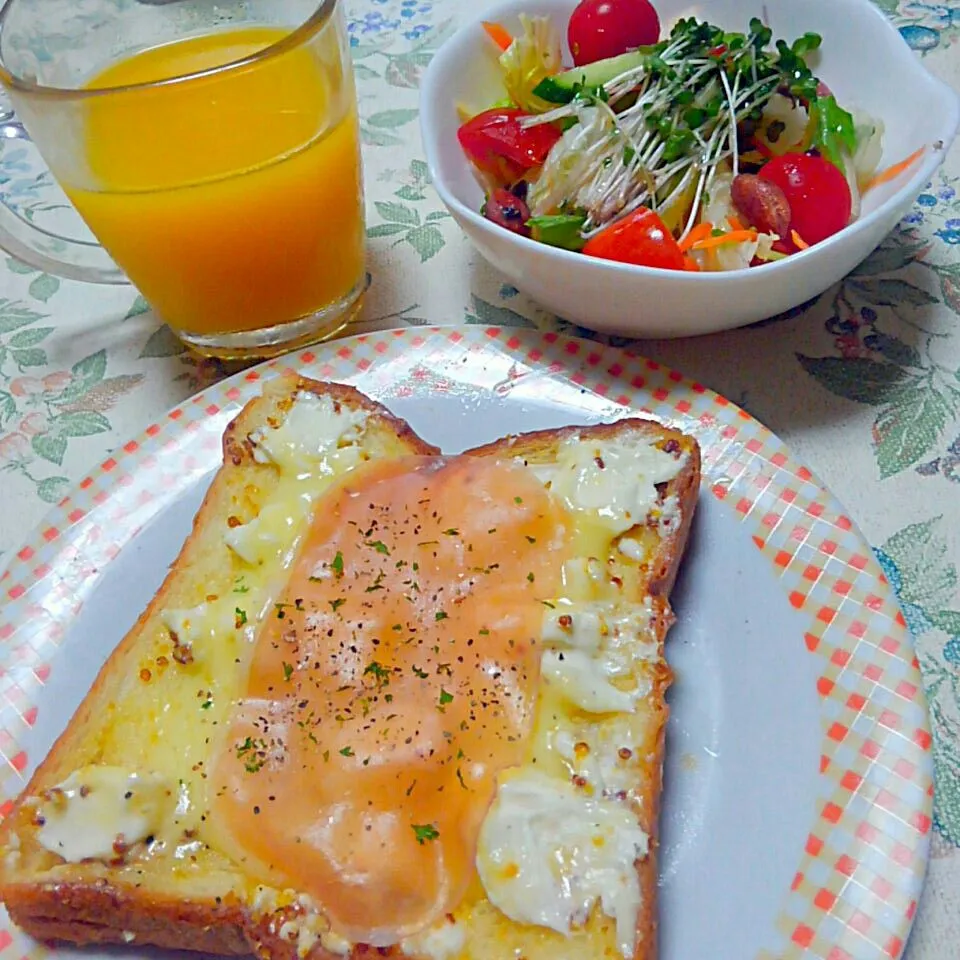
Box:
[3,884,249,955]
[0,383,701,960]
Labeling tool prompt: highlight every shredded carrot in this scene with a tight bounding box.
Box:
[678,222,714,251]
[791,229,810,251]
[691,228,758,251]
[864,146,926,193]
[682,255,701,272]
[726,214,746,231]
[482,21,513,51]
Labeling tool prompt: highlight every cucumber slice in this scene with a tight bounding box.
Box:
[533,50,649,105]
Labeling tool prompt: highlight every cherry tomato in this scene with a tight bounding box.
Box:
[568,0,661,67]
[758,153,852,247]
[457,109,562,185]
[582,207,685,270]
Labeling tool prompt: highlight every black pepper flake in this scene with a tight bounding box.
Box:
[172,642,194,666]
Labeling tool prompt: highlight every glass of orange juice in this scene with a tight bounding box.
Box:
[0,0,366,359]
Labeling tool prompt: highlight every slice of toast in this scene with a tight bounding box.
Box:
[0,376,701,960]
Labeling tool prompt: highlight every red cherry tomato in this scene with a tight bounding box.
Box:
[582,207,685,270]
[457,108,562,185]
[568,0,661,66]
[758,153,852,247]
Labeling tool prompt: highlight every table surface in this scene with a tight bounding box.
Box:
[0,0,958,956]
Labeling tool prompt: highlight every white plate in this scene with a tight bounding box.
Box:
[0,326,933,960]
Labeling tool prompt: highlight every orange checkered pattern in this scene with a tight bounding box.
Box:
[0,326,931,960]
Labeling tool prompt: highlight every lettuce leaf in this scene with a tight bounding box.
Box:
[810,94,857,170]
[499,14,563,114]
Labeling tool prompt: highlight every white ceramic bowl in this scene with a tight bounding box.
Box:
[420,0,960,338]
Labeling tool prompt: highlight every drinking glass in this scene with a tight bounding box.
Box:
[0,0,366,358]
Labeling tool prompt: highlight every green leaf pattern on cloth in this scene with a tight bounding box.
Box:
[367,161,454,263]
[878,520,960,847]
[793,177,960,483]
[0,293,143,491]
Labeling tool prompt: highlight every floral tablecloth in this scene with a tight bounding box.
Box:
[0,0,958,956]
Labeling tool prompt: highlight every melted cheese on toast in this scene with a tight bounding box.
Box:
[17,391,694,960]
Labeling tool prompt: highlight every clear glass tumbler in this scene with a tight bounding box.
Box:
[0,0,366,359]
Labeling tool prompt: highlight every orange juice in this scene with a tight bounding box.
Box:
[64,26,365,338]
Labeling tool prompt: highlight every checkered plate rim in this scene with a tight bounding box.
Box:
[0,326,933,960]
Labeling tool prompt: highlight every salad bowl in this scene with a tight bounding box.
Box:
[419,0,960,338]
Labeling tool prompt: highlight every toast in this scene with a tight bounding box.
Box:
[0,374,701,960]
